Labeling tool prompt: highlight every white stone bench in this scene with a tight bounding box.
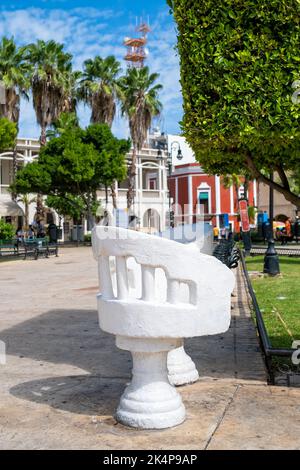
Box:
[92,226,235,429]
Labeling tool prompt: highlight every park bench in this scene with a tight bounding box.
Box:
[0,240,19,258]
[23,239,59,260]
[0,238,59,260]
[92,226,235,429]
[213,239,240,269]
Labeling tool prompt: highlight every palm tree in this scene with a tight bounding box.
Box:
[79,55,121,209]
[79,55,121,127]
[25,40,75,145]
[119,66,162,209]
[46,111,79,139]
[0,37,31,124]
[62,70,82,114]
[0,37,31,197]
[25,40,77,220]
[17,194,36,230]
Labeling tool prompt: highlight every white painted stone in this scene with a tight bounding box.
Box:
[92,226,235,429]
[115,336,185,429]
[168,345,199,386]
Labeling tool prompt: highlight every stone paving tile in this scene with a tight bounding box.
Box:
[0,247,299,449]
[208,384,300,450]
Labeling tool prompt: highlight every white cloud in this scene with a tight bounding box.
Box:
[0,6,182,138]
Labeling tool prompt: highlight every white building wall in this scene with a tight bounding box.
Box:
[167,134,196,167]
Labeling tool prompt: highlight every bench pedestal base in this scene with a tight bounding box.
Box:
[168,345,199,386]
[116,337,186,429]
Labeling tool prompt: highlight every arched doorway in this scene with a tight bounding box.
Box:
[143,209,160,232]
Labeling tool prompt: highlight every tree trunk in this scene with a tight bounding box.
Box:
[245,153,300,209]
[24,202,29,230]
[36,126,47,222]
[105,185,108,208]
[11,147,18,201]
[127,148,137,210]
[243,175,249,200]
[234,184,239,212]
[40,125,47,146]
[111,181,118,210]
[86,193,96,230]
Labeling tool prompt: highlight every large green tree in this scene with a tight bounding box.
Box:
[11,124,130,227]
[45,194,86,223]
[0,117,17,151]
[46,111,79,139]
[169,0,300,208]
[119,66,162,209]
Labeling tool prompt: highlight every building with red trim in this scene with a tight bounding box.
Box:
[166,135,257,232]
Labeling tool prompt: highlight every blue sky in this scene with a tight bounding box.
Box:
[0,0,182,139]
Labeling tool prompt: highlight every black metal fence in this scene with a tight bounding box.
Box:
[239,249,296,384]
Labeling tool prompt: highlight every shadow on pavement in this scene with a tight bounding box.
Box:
[1,298,265,416]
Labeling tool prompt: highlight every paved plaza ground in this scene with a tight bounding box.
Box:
[0,247,300,450]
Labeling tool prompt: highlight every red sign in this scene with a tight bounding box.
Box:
[239,199,250,232]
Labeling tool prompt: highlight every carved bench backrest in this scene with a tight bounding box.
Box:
[92,226,235,309]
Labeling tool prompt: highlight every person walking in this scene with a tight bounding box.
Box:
[36,221,46,239]
[282,218,292,245]
[213,226,219,242]
[15,226,24,246]
[27,225,35,240]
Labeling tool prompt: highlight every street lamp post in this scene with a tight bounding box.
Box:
[263,172,280,276]
[158,141,183,228]
[167,141,183,228]
[168,141,183,173]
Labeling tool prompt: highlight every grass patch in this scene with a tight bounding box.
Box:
[246,256,300,350]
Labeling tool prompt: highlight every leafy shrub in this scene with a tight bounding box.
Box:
[0,220,15,240]
[84,233,91,243]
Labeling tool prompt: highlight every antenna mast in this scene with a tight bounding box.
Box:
[124,18,151,68]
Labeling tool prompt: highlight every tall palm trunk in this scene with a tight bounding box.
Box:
[11,147,18,201]
[36,128,46,221]
[24,200,29,230]
[40,124,47,146]
[1,88,20,201]
[111,181,118,210]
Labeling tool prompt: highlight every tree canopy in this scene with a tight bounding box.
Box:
[169,0,300,207]
[25,39,78,143]
[79,55,121,127]
[11,123,130,222]
[0,37,31,125]
[0,117,17,151]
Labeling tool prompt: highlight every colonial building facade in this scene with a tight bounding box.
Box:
[96,132,169,233]
[0,138,41,227]
[0,134,170,238]
[4,132,283,237]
